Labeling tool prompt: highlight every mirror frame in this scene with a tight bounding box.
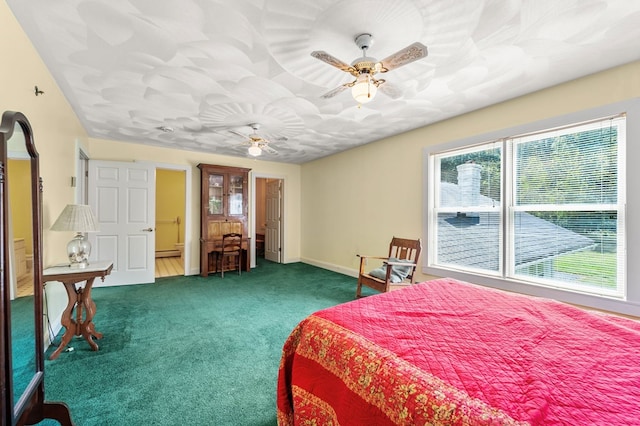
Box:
[0,111,73,425]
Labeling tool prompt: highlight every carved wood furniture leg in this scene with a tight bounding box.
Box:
[24,397,76,426]
[89,272,110,340]
[49,282,81,360]
[41,401,75,426]
[79,277,101,350]
[44,261,113,359]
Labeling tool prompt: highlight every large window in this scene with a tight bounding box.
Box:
[427,114,626,298]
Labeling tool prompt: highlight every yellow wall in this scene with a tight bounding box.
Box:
[155,169,186,252]
[302,62,640,269]
[1,0,91,342]
[301,61,640,314]
[1,0,301,338]
[3,0,639,315]
[86,138,302,273]
[8,159,33,254]
[1,3,89,265]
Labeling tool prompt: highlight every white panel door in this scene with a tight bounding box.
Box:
[88,160,155,286]
[265,179,281,263]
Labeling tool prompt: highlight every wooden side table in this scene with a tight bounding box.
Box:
[44,261,113,360]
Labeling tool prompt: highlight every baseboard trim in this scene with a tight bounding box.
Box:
[190,258,351,276]
[300,257,358,278]
[156,250,180,258]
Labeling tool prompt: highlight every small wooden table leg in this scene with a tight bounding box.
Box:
[78,277,102,350]
[44,262,113,360]
[49,282,81,360]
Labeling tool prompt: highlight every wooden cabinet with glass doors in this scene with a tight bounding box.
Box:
[197,164,251,276]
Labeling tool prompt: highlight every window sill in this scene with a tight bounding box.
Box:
[423,265,639,318]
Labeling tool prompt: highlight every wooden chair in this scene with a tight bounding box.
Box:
[217,233,243,278]
[356,237,422,297]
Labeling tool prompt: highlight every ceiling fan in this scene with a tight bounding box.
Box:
[311,33,428,105]
[229,123,284,157]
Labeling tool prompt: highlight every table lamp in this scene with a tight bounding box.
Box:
[51,204,100,268]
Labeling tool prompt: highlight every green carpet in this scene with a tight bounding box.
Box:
[35,260,368,425]
[11,295,37,405]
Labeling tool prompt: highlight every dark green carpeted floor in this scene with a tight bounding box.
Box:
[35,260,368,425]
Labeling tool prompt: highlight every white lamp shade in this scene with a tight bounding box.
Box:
[51,204,100,232]
[351,74,377,104]
[51,204,99,268]
[248,145,262,156]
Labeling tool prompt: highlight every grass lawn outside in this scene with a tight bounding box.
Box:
[554,250,617,289]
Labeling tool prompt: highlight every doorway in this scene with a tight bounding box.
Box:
[88,160,191,285]
[253,176,284,266]
[155,168,186,278]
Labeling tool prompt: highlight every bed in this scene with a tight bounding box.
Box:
[276,278,640,425]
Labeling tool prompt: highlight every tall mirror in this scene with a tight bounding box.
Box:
[1,111,73,425]
[7,120,37,418]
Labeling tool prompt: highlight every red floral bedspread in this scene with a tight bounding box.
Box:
[277,278,640,425]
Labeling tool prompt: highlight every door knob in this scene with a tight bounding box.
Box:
[142,227,154,232]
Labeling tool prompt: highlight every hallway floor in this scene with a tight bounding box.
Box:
[155,256,184,278]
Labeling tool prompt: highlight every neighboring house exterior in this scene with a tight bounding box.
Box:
[437,163,596,276]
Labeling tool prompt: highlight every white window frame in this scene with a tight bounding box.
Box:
[508,117,626,298]
[423,99,640,317]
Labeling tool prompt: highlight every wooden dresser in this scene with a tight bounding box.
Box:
[197,164,251,276]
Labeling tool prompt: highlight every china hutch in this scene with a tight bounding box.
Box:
[1,111,73,425]
[197,164,251,276]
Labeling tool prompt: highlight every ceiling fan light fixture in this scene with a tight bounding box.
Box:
[351,73,377,104]
[248,144,262,156]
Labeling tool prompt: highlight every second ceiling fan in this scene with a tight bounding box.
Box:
[311,33,428,105]
[229,123,284,157]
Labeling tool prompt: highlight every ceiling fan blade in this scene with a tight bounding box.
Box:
[311,51,354,73]
[261,144,278,155]
[228,129,250,140]
[378,81,403,99]
[379,42,428,72]
[320,84,349,99]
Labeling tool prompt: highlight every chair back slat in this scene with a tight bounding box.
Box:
[389,237,422,282]
[219,233,243,277]
[389,238,421,260]
[356,236,422,297]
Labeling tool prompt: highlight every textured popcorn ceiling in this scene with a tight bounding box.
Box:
[7,0,640,163]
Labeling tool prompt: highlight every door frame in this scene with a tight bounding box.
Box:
[145,161,192,276]
[250,173,285,268]
[87,160,193,283]
[75,141,89,204]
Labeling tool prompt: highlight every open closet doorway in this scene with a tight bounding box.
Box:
[253,177,284,266]
[155,168,186,278]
